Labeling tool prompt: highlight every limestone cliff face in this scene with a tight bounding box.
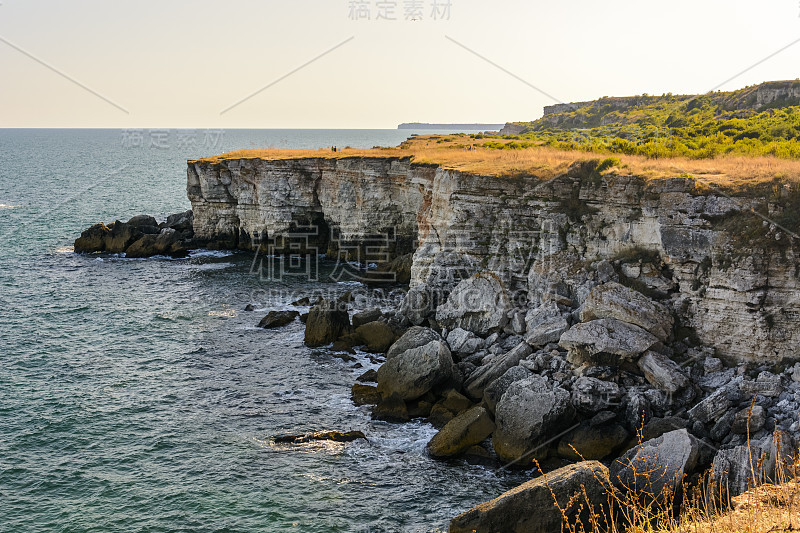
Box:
[187,156,800,364]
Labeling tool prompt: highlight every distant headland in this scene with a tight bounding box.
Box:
[397,122,505,130]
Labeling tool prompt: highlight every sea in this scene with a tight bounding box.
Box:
[0,129,528,533]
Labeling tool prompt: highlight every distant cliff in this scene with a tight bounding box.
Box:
[398,123,505,130]
[188,154,800,365]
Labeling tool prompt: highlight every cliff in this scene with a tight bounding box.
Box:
[187,154,800,365]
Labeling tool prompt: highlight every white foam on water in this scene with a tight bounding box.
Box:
[0,204,21,209]
[189,249,235,259]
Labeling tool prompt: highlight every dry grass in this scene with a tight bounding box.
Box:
[554,412,800,533]
[191,135,800,188]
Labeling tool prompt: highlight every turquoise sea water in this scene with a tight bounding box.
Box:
[0,129,527,533]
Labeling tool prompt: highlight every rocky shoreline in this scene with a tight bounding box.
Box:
[74,151,800,532]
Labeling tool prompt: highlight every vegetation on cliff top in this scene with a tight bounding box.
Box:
[193,81,800,188]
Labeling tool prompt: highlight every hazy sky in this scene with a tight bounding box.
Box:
[1,0,799,128]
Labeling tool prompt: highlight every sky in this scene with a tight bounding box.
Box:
[0,0,799,128]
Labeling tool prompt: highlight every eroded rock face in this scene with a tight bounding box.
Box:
[435,273,512,336]
[188,156,800,364]
[493,375,573,464]
[376,327,454,400]
[449,461,611,533]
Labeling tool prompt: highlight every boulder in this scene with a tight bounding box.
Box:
[351,384,381,406]
[426,406,495,459]
[74,222,111,253]
[449,461,611,533]
[352,308,383,328]
[483,365,533,414]
[524,303,571,347]
[435,273,512,336]
[257,310,300,329]
[557,422,629,460]
[273,431,366,444]
[385,326,440,359]
[580,282,674,340]
[638,351,690,393]
[611,429,700,501]
[353,321,396,353]
[304,299,351,347]
[571,377,622,414]
[376,328,454,400]
[731,405,766,434]
[356,369,378,383]
[559,318,659,365]
[397,286,435,325]
[493,375,573,464]
[372,395,409,422]
[740,372,783,398]
[463,341,534,400]
[125,229,186,258]
[711,445,757,499]
[688,388,732,424]
[446,328,484,357]
[164,210,193,232]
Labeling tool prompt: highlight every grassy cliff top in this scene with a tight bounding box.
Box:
[192,134,800,189]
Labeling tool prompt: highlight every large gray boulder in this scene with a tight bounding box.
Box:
[483,365,533,414]
[449,461,611,533]
[376,327,454,400]
[493,375,573,464]
[435,273,512,336]
[559,318,659,365]
[446,328,484,357]
[580,282,674,340]
[557,422,629,460]
[426,406,495,459]
[463,341,533,400]
[397,286,435,326]
[610,429,699,500]
[712,434,797,500]
[304,299,351,347]
[571,377,622,414]
[638,351,690,393]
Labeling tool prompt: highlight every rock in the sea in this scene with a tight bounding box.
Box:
[571,377,622,414]
[557,422,629,460]
[273,430,366,444]
[426,406,495,459]
[449,461,611,533]
[351,384,381,406]
[352,321,396,353]
[580,282,674,340]
[258,310,300,329]
[356,369,378,383]
[164,210,194,232]
[638,351,690,393]
[376,327,454,400]
[352,308,383,328]
[493,375,573,464]
[463,341,534,400]
[435,273,512,336]
[446,328,484,357]
[125,228,188,258]
[372,394,409,422]
[559,318,659,365]
[304,299,351,347]
[610,429,699,501]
